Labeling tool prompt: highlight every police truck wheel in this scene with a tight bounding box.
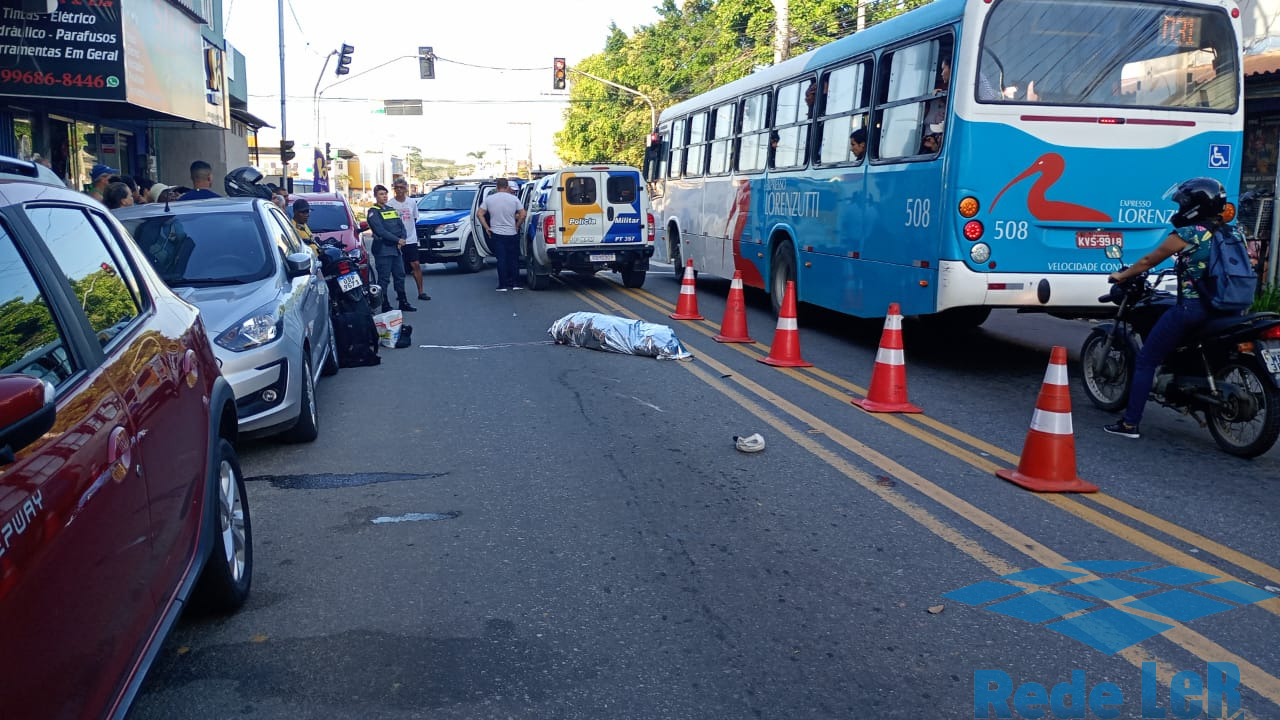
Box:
[457,237,484,273]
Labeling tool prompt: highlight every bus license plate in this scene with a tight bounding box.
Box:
[337,273,362,292]
[1077,231,1123,249]
[1263,348,1280,376]
[589,253,616,262]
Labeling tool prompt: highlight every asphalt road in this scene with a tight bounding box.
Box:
[129,261,1280,720]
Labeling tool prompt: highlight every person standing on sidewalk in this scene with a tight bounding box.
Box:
[367,184,417,313]
[476,178,526,291]
[387,178,429,301]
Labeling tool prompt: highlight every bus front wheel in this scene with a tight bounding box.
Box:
[770,240,796,318]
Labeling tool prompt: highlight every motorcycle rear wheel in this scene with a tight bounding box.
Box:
[1080,330,1133,412]
[1206,361,1280,459]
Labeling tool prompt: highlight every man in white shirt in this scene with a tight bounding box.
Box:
[387,178,429,300]
[476,179,526,291]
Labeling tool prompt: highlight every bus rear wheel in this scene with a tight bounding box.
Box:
[770,240,797,318]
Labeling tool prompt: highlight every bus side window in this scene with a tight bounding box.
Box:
[873,35,953,160]
[772,78,813,169]
[817,59,872,165]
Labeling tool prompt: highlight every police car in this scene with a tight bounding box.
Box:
[414,178,525,272]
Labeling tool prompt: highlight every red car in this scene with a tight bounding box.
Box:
[287,191,373,286]
[0,157,251,719]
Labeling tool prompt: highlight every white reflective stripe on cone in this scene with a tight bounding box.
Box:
[1043,362,1069,386]
[1030,408,1074,435]
[680,285,697,294]
[875,347,905,366]
[730,278,743,289]
[776,317,798,331]
[884,315,902,330]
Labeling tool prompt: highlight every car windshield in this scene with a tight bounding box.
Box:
[123,211,273,286]
[296,203,350,233]
[418,188,475,211]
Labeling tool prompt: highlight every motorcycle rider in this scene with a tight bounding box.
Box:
[291,198,317,250]
[1103,177,1245,439]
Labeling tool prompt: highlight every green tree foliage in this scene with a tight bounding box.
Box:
[555,0,933,167]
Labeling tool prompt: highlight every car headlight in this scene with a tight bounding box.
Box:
[436,222,459,235]
[216,305,284,351]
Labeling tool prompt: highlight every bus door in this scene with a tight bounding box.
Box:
[862,36,951,312]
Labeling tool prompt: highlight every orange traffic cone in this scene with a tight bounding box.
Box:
[758,280,812,367]
[997,346,1098,493]
[670,260,704,321]
[714,271,755,343]
[852,303,921,413]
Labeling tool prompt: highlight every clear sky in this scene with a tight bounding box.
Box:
[224,0,663,170]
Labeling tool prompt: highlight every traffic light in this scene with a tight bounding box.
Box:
[335,44,355,76]
[553,57,566,90]
[419,46,435,80]
[281,139,296,163]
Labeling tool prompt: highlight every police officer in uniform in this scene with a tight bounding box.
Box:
[367,184,416,313]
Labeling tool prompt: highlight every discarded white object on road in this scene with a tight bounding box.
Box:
[548,311,692,360]
[733,433,766,453]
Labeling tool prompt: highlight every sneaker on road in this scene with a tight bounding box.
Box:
[510,286,524,291]
[418,293,431,301]
[1103,420,1140,439]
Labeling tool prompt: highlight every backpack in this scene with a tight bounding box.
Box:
[1194,226,1256,313]
[332,309,381,367]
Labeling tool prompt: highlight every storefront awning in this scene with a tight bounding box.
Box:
[1245,50,1280,77]
[231,107,274,131]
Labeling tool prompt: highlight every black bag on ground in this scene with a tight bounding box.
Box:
[333,309,381,367]
[395,324,413,349]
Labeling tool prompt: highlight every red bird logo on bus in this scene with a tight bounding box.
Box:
[991,153,1112,223]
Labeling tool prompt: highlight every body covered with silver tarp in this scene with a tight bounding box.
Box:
[548,312,692,360]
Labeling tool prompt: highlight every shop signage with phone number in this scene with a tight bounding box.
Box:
[0,3,125,102]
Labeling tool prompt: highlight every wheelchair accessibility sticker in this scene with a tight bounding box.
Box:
[1208,144,1231,169]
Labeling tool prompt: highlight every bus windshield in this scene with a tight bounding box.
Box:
[978,0,1238,111]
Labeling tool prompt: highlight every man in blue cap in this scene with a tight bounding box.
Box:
[87,163,118,201]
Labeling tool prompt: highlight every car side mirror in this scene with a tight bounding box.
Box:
[0,375,56,466]
[285,252,312,278]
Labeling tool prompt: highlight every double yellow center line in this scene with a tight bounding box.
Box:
[562,274,1279,714]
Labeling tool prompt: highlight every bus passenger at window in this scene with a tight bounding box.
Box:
[804,80,817,118]
[849,128,867,162]
[920,133,942,154]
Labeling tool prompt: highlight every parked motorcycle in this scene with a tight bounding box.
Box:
[317,239,380,315]
[1079,244,1280,458]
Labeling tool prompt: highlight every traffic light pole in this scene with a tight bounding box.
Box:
[313,50,337,149]
[277,0,287,185]
[567,67,657,132]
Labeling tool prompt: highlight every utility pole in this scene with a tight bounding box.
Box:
[773,0,790,64]
[277,0,287,188]
[857,0,867,33]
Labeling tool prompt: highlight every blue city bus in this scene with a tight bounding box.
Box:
[645,0,1245,325]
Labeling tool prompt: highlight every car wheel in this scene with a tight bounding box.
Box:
[457,237,484,273]
[320,316,339,377]
[194,438,253,613]
[282,356,319,443]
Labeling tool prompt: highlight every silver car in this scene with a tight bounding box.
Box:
[117,197,337,442]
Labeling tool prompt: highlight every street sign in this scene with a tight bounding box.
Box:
[383,99,423,116]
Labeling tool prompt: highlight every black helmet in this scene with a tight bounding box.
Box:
[1166,177,1226,228]
[318,244,344,267]
[225,166,273,200]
